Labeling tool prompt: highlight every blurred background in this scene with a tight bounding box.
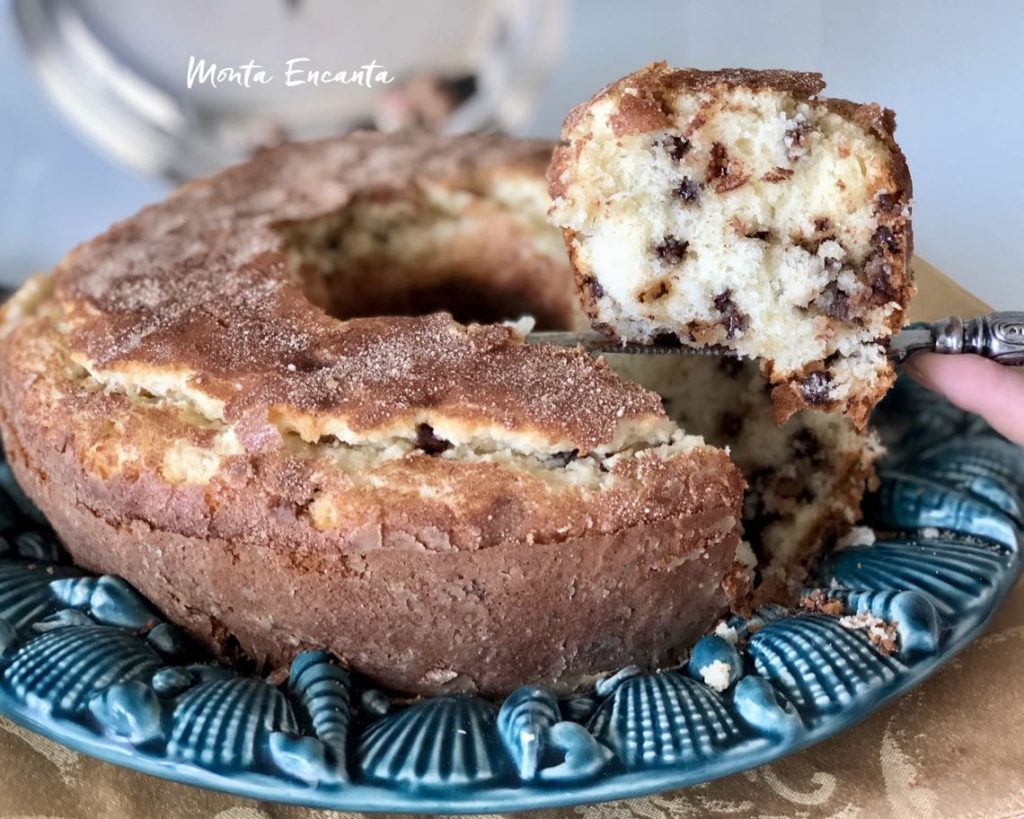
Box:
[1,0,1020,307]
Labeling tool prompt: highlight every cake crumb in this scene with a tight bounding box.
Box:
[839,612,898,654]
[714,621,739,645]
[921,526,940,539]
[423,667,459,685]
[502,315,537,339]
[835,525,876,551]
[699,659,733,692]
[801,589,844,616]
[734,540,757,568]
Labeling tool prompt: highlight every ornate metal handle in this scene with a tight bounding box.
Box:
[932,312,1024,365]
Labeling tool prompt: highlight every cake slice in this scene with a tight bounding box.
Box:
[607,353,881,600]
[548,63,914,427]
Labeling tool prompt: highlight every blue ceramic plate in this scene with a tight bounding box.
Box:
[0,377,1019,813]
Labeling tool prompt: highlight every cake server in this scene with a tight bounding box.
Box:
[527,311,1024,365]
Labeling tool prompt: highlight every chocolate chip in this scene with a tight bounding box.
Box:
[723,312,746,339]
[713,290,748,339]
[548,449,579,468]
[825,289,851,321]
[638,279,671,303]
[785,121,810,159]
[707,142,748,192]
[675,177,701,203]
[708,142,729,179]
[865,253,897,301]
[662,135,691,160]
[872,225,899,253]
[801,371,833,405]
[416,424,451,455]
[654,236,688,264]
[813,217,831,233]
[720,411,744,438]
[582,276,605,300]
[874,191,901,214]
[818,280,852,321]
[746,230,772,241]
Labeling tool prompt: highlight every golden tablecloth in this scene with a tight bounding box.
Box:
[1,260,1021,819]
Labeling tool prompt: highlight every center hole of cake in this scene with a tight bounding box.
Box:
[281,191,580,330]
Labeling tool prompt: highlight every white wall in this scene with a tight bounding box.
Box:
[526,0,1024,309]
[0,12,165,284]
[3,0,1020,309]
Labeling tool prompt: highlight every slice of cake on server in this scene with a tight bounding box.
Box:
[548,63,914,428]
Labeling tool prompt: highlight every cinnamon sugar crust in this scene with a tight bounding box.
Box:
[58,133,662,453]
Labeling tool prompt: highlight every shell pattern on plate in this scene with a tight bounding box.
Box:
[0,377,1019,812]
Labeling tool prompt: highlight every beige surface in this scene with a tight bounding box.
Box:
[0,259,1019,819]
[906,257,990,321]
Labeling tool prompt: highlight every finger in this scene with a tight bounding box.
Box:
[902,353,1024,446]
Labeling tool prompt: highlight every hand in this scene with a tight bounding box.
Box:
[903,353,1024,446]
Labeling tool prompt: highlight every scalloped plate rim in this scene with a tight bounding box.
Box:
[0,552,1017,814]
